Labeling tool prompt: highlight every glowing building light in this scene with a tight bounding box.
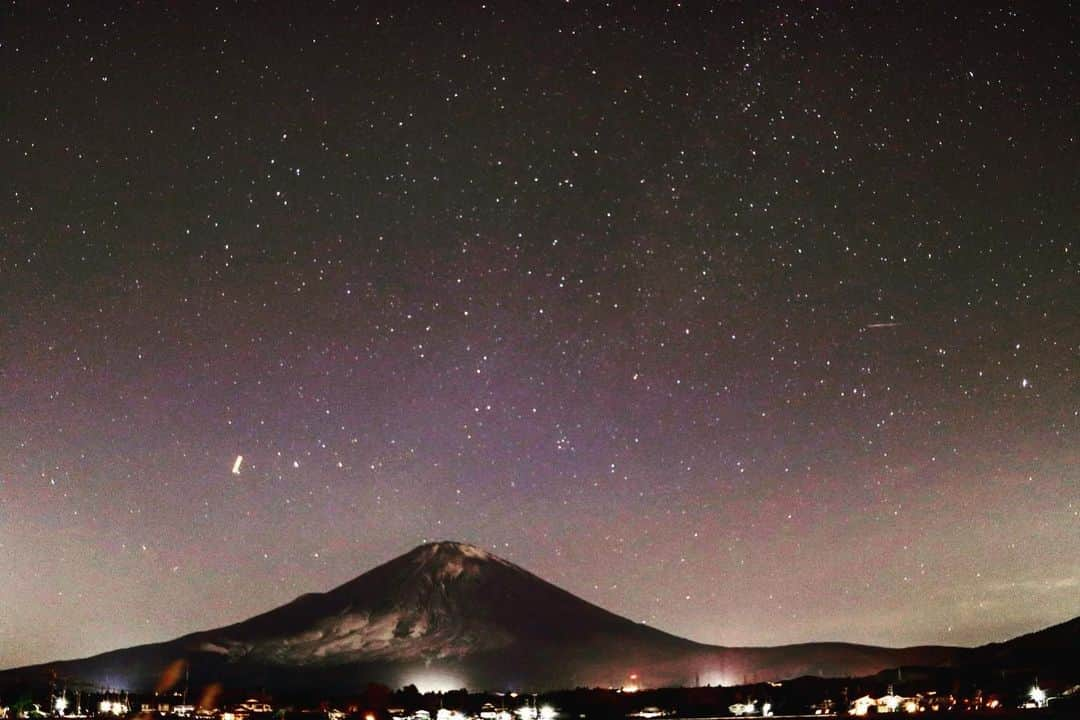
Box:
[728,703,755,717]
[98,700,129,715]
[1029,687,1047,708]
[849,696,875,716]
[539,706,556,720]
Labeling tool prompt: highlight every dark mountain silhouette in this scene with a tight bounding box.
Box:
[0,542,1073,695]
[965,614,1079,674]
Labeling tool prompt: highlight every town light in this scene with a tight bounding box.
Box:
[54,697,68,715]
[409,671,467,694]
[1029,687,1047,708]
[99,700,129,715]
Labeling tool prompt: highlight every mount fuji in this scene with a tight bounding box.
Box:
[2,542,1070,695]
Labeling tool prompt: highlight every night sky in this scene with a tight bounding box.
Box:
[1,2,1077,671]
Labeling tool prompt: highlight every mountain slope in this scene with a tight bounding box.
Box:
[0,542,1062,695]
[968,615,1080,674]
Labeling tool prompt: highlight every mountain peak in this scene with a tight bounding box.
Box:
[406,541,501,579]
[412,540,492,557]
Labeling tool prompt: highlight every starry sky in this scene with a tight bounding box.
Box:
[1,2,1078,671]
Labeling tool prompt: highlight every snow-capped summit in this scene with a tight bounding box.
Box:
[404,541,503,579]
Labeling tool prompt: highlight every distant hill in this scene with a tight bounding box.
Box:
[0,542,1072,695]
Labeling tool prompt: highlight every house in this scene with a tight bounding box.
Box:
[849,695,875,716]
